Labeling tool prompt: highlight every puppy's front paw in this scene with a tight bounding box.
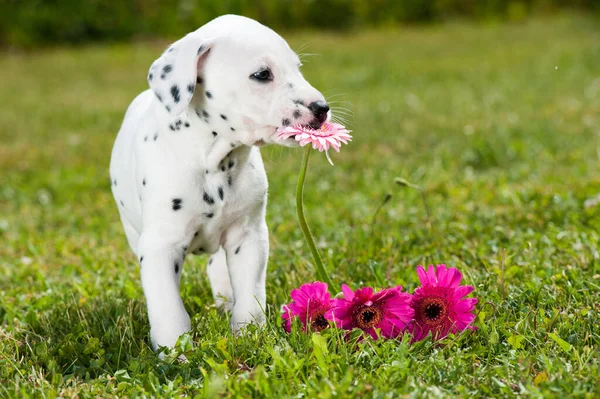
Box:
[149,312,191,351]
[230,303,265,333]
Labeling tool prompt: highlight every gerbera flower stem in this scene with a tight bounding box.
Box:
[296,146,334,288]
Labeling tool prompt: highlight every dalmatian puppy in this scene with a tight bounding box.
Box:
[109,14,330,351]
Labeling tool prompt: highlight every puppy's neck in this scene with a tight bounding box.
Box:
[183,112,255,176]
[205,135,251,172]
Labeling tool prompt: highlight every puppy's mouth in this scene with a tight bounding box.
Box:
[282,122,322,140]
[305,120,323,130]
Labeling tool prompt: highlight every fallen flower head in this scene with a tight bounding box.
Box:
[282,281,333,333]
[410,264,478,342]
[325,284,414,340]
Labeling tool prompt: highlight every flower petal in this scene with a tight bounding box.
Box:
[453,285,474,299]
[416,265,429,285]
[341,284,355,301]
[435,264,448,285]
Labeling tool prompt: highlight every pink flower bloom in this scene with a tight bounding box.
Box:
[325,285,414,340]
[282,281,333,333]
[410,264,478,342]
[277,122,352,164]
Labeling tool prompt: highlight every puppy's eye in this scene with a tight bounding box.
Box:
[250,69,273,82]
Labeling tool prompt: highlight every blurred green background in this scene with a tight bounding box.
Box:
[1,0,598,47]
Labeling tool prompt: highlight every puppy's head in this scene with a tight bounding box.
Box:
[148,15,328,147]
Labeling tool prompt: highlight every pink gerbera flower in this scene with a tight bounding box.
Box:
[282,281,333,333]
[410,264,478,342]
[325,285,414,340]
[277,122,352,165]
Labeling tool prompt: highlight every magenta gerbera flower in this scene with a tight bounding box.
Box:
[325,285,414,340]
[410,264,478,342]
[282,281,333,333]
[277,122,352,165]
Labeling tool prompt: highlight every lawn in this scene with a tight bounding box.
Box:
[1,13,599,398]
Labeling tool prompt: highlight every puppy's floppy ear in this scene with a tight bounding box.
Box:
[147,32,212,116]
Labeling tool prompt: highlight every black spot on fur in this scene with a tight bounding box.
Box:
[293,109,301,119]
[203,191,215,205]
[194,231,199,237]
[209,257,213,265]
[197,45,205,55]
[221,165,226,172]
[184,122,190,128]
[172,198,183,211]
[174,263,179,273]
[235,246,241,254]
[183,245,188,252]
[220,114,227,120]
[120,200,124,207]
[187,83,195,94]
[230,127,235,131]
[282,118,291,126]
[175,120,182,127]
[162,65,173,79]
[197,77,203,84]
[142,178,146,186]
[144,135,148,142]
[148,73,153,81]
[287,82,293,88]
[169,124,175,131]
[227,175,232,186]
[153,132,159,141]
[202,110,210,118]
[228,160,234,169]
[231,143,236,148]
[140,255,144,263]
[113,179,117,186]
[293,99,305,106]
[218,186,224,200]
[205,169,209,174]
[204,212,214,218]
[166,105,171,112]
[206,91,212,99]
[212,131,218,137]
[171,85,180,103]
[155,92,163,102]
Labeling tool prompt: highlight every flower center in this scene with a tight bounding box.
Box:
[352,305,382,329]
[418,297,448,325]
[311,314,330,332]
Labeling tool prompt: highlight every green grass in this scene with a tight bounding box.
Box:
[1,13,600,398]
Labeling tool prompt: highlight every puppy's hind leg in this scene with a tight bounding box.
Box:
[207,247,234,311]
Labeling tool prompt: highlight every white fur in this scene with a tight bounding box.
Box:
[109,15,328,351]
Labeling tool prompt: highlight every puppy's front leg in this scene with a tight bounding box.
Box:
[138,232,190,350]
[225,221,269,332]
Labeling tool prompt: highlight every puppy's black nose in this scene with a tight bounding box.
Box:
[308,101,330,123]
